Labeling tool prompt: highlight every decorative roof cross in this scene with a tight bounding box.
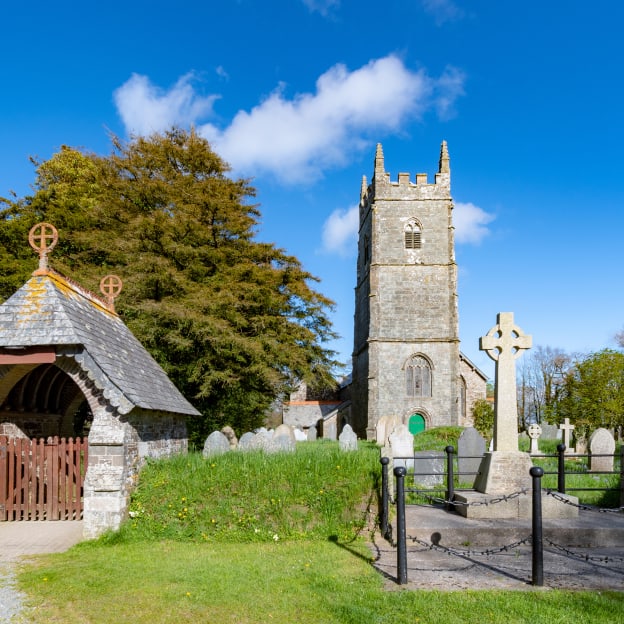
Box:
[100,275,123,313]
[28,222,58,273]
[480,312,532,452]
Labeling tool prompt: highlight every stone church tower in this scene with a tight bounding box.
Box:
[351,142,463,439]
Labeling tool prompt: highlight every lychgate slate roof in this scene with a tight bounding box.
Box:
[0,269,199,417]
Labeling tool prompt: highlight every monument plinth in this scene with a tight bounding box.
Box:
[455,312,577,519]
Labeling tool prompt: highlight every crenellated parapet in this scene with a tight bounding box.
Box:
[359,141,451,224]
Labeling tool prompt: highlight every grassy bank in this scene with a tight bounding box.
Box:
[15,438,624,623]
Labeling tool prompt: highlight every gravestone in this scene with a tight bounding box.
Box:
[238,431,255,450]
[203,431,230,457]
[527,423,542,455]
[413,451,444,487]
[457,427,486,485]
[588,428,615,472]
[293,427,307,442]
[251,430,277,453]
[389,424,414,470]
[540,423,560,440]
[375,415,402,447]
[273,424,296,452]
[307,425,318,441]
[559,418,576,454]
[339,424,358,451]
[221,425,238,449]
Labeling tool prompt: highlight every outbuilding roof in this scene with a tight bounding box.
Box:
[0,268,199,417]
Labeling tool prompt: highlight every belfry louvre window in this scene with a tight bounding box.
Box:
[404,223,421,249]
[405,355,432,397]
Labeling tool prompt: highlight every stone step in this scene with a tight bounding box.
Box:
[400,505,624,548]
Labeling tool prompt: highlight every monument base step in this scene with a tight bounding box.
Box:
[402,505,624,547]
[453,491,579,519]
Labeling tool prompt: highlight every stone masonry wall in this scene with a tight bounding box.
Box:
[352,144,459,439]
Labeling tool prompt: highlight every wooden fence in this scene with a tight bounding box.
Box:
[0,436,88,521]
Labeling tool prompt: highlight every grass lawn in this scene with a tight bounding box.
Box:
[14,437,624,623]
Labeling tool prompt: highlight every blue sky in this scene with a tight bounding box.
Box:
[2,0,623,380]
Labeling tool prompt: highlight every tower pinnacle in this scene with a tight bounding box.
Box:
[438,140,450,174]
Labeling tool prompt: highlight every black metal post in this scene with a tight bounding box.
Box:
[445,445,455,510]
[530,466,544,587]
[394,466,408,585]
[557,443,566,494]
[380,456,390,539]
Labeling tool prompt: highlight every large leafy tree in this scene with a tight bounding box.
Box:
[0,129,339,444]
[558,349,624,436]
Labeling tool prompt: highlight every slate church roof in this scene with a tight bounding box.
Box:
[0,268,199,417]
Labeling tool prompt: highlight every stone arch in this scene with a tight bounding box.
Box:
[405,408,432,435]
[404,219,423,249]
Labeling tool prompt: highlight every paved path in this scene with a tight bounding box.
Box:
[0,521,84,562]
[0,522,84,623]
[371,506,624,591]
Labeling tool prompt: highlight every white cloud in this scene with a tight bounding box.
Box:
[302,0,340,16]
[113,73,219,136]
[114,56,465,184]
[421,0,465,25]
[199,56,465,183]
[454,201,494,244]
[321,205,359,256]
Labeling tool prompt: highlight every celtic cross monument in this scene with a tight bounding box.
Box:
[473,312,534,494]
[454,312,578,518]
[480,312,532,452]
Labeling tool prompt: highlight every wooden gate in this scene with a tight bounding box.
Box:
[0,436,88,521]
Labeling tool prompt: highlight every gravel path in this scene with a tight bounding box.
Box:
[0,564,27,623]
[0,522,84,623]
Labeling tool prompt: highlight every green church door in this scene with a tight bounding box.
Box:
[408,413,426,435]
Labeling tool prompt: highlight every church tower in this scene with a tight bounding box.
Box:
[351,142,460,439]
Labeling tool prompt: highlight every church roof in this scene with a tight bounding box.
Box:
[0,269,199,417]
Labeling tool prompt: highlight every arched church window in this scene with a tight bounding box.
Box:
[404,221,421,249]
[405,355,432,397]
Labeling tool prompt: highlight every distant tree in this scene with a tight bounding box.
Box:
[0,129,340,444]
[472,398,494,440]
[558,349,624,437]
[517,345,572,425]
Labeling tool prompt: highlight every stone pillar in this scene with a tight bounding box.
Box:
[83,408,135,539]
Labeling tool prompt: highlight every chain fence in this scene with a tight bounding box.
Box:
[384,459,624,586]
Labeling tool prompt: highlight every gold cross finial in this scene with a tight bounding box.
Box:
[99,275,123,313]
[29,222,58,273]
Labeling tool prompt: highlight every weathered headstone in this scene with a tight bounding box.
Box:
[588,428,616,472]
[540,423,560,440]
[457,427,486,484]
[293,427,307,441]
[273,424,296,452]
[202,431,230,457]
[307,425,318,441]
[339,424,358,451]
[559,418,576,454]
[413,451,444,487]
[389,424,413,470]
[238,431,255,450]
[375,415,402,447]
[251,430,277,453]
[527,423,542,455]
[221,425,238,449]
